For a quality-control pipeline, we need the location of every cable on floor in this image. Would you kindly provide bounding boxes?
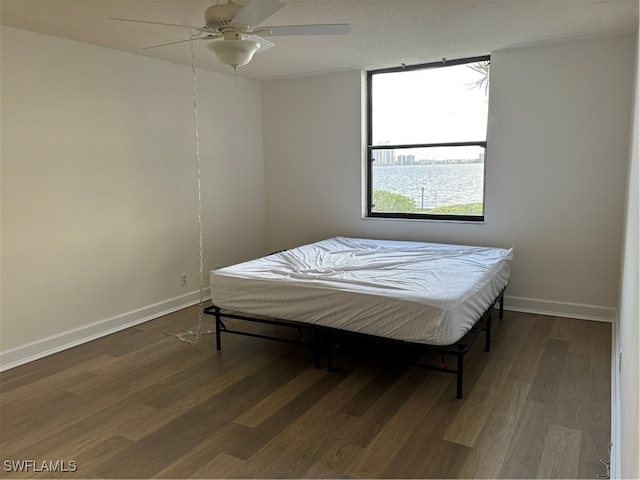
[597,442,612,479]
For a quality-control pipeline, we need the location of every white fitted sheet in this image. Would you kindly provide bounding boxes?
[210,237,513,346]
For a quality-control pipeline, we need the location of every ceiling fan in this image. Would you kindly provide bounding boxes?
[112,0,351,71]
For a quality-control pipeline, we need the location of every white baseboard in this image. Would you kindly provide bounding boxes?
[610,318,620,479]
[503,295,616,323]
[0,290,211,372]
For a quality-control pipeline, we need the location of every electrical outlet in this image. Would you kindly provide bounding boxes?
[180,273,188,286]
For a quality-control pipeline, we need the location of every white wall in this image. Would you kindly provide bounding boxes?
[262,70,363,246]
[261,33,635,320]
[615,27,639,480]
[0,26,266,364]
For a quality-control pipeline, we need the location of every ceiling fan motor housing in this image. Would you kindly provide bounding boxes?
[204,2,244,30]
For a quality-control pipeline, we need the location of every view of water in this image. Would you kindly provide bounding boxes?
[372,163,484,210]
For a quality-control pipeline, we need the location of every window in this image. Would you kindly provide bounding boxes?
[366,55,490,221]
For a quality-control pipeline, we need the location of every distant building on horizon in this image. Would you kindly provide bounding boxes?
[372,141,395,165]
[397,154,415,165]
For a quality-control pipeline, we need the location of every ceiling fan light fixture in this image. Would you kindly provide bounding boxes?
[207,39,260,70]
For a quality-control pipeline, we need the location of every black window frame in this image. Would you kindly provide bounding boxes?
[366,55,490,222]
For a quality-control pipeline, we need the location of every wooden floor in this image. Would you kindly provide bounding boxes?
[0,307,611,479]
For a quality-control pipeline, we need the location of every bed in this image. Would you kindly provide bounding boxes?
[205,236,513,398]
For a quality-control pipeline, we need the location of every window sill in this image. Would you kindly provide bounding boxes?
[361,214,486,225]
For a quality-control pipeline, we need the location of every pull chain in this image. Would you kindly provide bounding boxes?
[164,37,213,345]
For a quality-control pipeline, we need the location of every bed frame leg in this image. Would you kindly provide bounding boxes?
[499,292,505,319]
[214,306,222,351]
[456,354,464,399]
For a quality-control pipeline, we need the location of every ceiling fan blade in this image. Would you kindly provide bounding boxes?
[110,17,212,34]
[142,35,219,50]
[231,0,284,27]
[259,24,351,37]
[248,35,275,54]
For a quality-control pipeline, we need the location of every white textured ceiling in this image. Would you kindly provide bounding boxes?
[1,0,638,80]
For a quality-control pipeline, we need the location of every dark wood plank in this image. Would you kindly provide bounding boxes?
[443,359,513,447]
[345,369,448,478]
[537,423,583,478]
[527,338,570,403]
[338,366,406,418]
[381,379,464,478]
[458,378,530,478]
[554,351,591,429]
[221,368,352,463]
[341,367,421,449]
[92,375,267,478]
[506,314,555,383]
[498,400,556,478]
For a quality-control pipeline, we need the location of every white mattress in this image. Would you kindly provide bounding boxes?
[210,237,513,346]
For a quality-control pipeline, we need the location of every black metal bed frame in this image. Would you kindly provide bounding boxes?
[203,288,505,399]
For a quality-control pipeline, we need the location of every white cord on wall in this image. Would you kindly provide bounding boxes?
[164,36,214,345]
